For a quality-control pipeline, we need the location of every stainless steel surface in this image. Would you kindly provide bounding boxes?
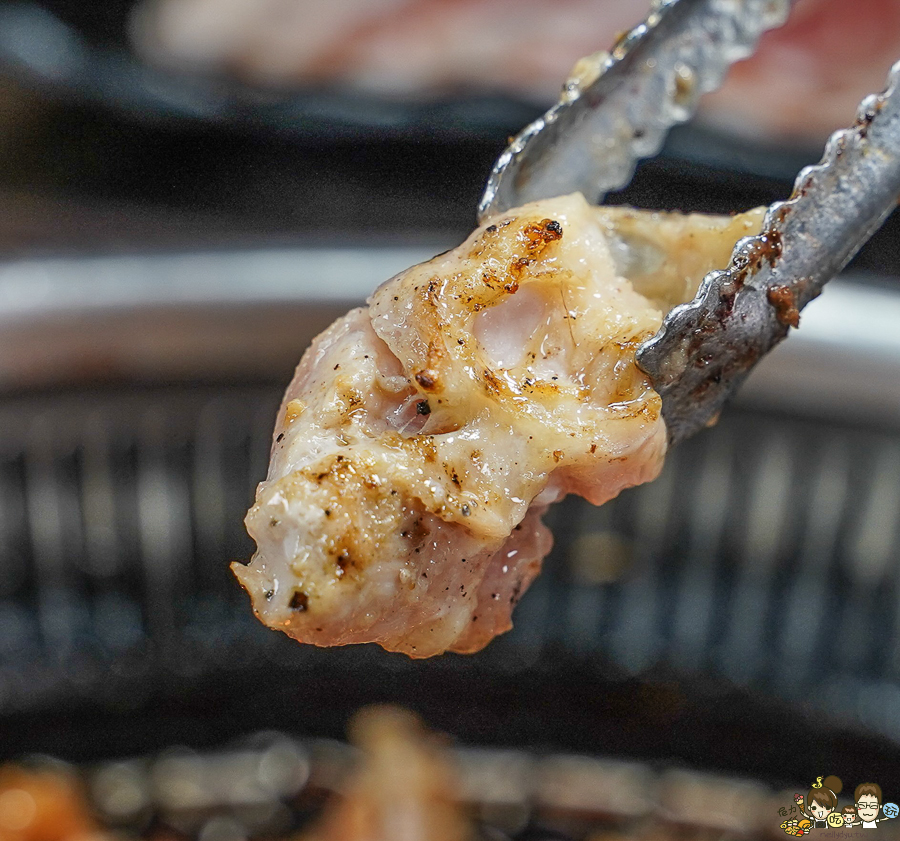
[637,59,900,444]
[0,245,446,389]
[478,0,790,220]
[0,246,896,422]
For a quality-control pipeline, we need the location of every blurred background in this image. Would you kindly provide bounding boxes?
[1,0,900,838]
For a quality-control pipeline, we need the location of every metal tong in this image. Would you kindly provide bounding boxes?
[479,0,900,445]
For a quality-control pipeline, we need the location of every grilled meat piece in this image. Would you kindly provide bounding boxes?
[235,193,763,656]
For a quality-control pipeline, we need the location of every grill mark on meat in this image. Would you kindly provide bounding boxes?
[415,369,440,390]
[289,591,309,611]
[235,195,765,656]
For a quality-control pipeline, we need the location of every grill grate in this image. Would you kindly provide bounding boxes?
[1,385,899,737]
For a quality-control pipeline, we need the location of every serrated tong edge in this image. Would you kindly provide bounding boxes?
[478,0,792,221]
[636,60,900,445]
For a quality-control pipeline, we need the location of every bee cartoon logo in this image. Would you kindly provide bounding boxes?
[779,777,900,834]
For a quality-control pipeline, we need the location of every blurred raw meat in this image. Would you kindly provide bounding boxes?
[132,0,900,144]
[130,0,650,98]
[702,0,900,143]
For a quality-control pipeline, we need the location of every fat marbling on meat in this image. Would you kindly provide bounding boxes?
[234,193,763,657]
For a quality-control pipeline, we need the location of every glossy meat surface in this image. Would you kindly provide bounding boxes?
[235,194,763,656]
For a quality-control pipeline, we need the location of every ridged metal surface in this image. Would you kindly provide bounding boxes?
[0,387,278,713]
[1,384,900,737]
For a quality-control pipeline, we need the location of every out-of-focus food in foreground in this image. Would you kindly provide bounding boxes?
[0,709,470,841]
[131,0,900,144]
[0,765,106,841]
[305,707,471,841]
[0,709,857,839]
[234,193,763,656]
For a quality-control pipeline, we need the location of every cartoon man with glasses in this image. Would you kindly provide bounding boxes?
[782,780,899,833]
[855,783,900,828]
